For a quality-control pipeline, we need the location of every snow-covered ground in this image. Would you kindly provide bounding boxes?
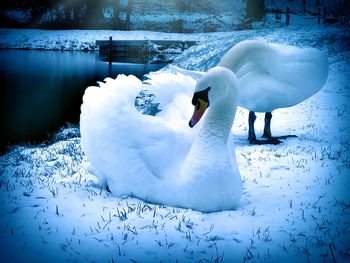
[1,21,350,262]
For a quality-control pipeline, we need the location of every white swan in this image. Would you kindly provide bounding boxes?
[218,40,329,144]
[80,67,242,212]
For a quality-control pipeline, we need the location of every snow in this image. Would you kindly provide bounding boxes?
[1,20,350,262]
[129,1,246,33]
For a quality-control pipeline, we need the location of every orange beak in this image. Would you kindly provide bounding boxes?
[189,98,208,128]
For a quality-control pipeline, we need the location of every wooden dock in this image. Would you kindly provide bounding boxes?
[96,37,197,64]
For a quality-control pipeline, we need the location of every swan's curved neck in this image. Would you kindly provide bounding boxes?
[179,91,237,184]
[199,94,237,143]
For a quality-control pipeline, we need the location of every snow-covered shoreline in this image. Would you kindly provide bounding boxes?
[1,23,350,262]
[0,14,346,53]
[0,28,205,51]
[2,23,347,73]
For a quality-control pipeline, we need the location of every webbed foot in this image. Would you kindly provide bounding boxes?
[272,135,298,140]
[249,137,282,145]
[256,134,297,145]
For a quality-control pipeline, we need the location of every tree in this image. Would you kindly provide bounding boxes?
[173,0,188,11]
[125,0,133,30]
[302,0,307,12]
[246,0,265,21]
[112,0,122,29]
[83,0,105,28]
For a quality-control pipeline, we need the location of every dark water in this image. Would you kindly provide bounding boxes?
[0,50,164,152]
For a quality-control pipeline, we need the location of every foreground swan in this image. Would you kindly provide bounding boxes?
[80,67,242,212]
[219,40,329,144]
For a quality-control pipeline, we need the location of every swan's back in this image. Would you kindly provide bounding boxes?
[218,40,329,112]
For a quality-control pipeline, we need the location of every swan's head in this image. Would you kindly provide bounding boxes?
[189,66,238,127]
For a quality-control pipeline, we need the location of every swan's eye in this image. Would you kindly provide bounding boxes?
[195,102,200,111]
[192,97,198,107]
[191,87,211,107]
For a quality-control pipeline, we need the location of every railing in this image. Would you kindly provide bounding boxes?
[96,37,197,64]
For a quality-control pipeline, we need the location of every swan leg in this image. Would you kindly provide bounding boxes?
[262,112,272,138]
[262,112,298,142]
[248,111,257,143]
[248,111,281,145]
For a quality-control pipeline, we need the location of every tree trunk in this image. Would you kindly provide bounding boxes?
[113,0,121,29]
[125,0,133,30]
[302,0,307,12]
[246,0,265,21]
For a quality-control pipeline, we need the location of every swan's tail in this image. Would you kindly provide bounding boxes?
[80,75,145,189]
[80,74,142,159]
[79,72,192,197]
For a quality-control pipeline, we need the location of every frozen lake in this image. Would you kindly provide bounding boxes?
[0,50,164,152]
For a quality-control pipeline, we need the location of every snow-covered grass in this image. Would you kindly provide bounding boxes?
[1,22,350,262]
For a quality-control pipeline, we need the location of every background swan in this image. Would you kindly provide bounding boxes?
[218,40,329,144]
[80,67,242,212]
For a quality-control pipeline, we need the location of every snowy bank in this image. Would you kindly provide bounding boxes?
[0,14,347,53]
[0,28,201,51]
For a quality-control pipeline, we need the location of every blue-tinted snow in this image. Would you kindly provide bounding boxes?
[0,18,349,263]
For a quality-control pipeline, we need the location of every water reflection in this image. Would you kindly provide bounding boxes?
[0,50,165,152]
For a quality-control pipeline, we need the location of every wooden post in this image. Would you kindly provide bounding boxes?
[275,9,281,24]
[340,0,348,25]
[317,6,327,25]
[109,36,113,64]
[286,7,290,26]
